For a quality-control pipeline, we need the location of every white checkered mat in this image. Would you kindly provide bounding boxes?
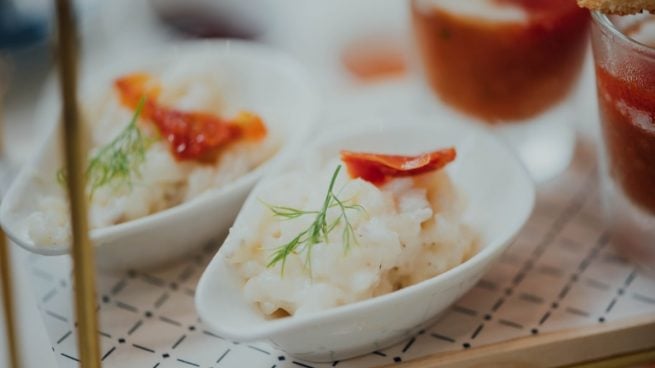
[24,144,655,368]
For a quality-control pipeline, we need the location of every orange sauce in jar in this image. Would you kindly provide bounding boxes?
[412,0,589,123]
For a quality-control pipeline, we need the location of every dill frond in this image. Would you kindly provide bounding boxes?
[264,165,366,275]
[57,97,153,199]
[86,97,151,198]
[259,200,319,220]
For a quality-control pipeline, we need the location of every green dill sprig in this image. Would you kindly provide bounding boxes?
[264,165,366,275]
[57,97,153,199]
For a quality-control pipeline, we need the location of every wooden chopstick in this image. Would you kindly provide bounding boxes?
[0,40,20,368]
[0,231,20,368]
[54,0,101,367]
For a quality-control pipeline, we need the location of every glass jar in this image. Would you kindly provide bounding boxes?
[591,11,655,271]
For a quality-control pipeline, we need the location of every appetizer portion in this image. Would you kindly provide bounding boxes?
[27,67,278,246]
[228,148,477,317]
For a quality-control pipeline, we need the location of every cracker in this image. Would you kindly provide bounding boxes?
[577,0,655,15]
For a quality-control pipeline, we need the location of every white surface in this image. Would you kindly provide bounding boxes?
[1,41,320,270]
[196,122,535,361]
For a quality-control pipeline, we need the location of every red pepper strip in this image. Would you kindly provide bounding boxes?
[340,148,457,185]
[114,73,266,162]
[114,73,160,117]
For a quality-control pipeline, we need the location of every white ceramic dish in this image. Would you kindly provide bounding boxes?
[195,120,535,361]
[0,41,320,271]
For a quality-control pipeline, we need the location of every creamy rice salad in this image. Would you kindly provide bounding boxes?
[26,63,278,247]
[228,157,477,317]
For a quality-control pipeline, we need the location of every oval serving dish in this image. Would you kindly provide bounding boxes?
[195,120,535,361]
[0,40,320,270]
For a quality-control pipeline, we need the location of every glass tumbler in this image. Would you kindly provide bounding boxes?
[591,11,655,272]
[411,0,589,182]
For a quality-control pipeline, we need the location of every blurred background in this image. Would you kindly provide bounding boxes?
[0,0,600,166]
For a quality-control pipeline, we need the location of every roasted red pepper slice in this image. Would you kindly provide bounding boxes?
[340,148,456,185]
[115,73,266,162]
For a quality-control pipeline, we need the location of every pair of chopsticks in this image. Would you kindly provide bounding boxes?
[0,0,101,367]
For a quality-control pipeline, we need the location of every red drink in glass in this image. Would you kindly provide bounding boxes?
[592,12,655,271]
